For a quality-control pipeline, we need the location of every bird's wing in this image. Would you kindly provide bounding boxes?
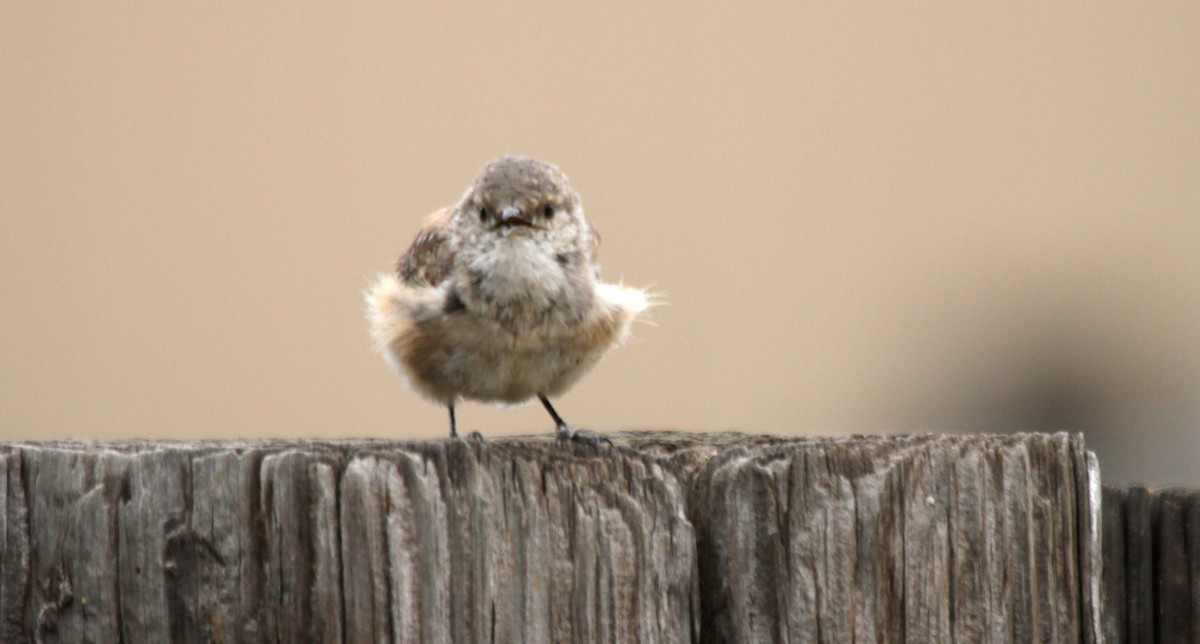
[396,207,455,287]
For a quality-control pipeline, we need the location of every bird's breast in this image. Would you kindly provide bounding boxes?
[461,240,593,332]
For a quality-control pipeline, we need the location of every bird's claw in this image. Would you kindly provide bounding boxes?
[556,426,612,448]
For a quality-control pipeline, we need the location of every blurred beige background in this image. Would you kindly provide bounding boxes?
[2,4,1197,483]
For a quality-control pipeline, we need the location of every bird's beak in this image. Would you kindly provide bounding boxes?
[498,206,535,228]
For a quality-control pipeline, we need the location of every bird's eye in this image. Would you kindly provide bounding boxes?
[479,207,490,222]
[543,204,555,219]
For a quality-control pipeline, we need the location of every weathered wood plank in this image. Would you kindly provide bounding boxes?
[1102,485,1200,643]
[1101,486,1129,643]
[259,448,344,642]
[688,433,1101,644]
[335,441,697,643]
[0,433,1111,642]
[0,438,698,643]
[188,448,268,642]
[26,447,131,642]
[1153,488,1200,641]
[1076,447,1104,644]
[0,450,31,642]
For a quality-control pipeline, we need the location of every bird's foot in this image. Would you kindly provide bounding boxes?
[555,426,612,448]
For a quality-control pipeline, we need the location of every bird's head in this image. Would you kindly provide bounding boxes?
[453,156,591,254]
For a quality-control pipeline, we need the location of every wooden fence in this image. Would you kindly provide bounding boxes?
[0,432,1192,642]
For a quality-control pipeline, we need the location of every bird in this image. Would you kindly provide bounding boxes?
[366,155,651,442]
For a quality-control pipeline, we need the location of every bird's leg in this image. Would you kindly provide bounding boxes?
[538,395,610,447]
[448,403,484,441]
[538,394,570,437]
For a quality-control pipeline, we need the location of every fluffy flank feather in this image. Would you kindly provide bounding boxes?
[364,273,442,373]
[594,282,657,343]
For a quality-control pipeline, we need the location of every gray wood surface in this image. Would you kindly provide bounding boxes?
[1102,485,1200,643]
[0,433,1105,642]
[685,433,1102,643]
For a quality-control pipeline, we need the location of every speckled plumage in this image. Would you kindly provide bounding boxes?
[366,156,649,438]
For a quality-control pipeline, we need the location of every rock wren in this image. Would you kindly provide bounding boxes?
[366,156,650,442]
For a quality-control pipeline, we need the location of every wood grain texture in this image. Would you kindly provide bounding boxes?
[0,433,1107,643]
[0,439,696,643]
[1102,485,1200,643]
[688,433,1102,644]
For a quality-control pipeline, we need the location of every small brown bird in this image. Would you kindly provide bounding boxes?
[366,156,650,442]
